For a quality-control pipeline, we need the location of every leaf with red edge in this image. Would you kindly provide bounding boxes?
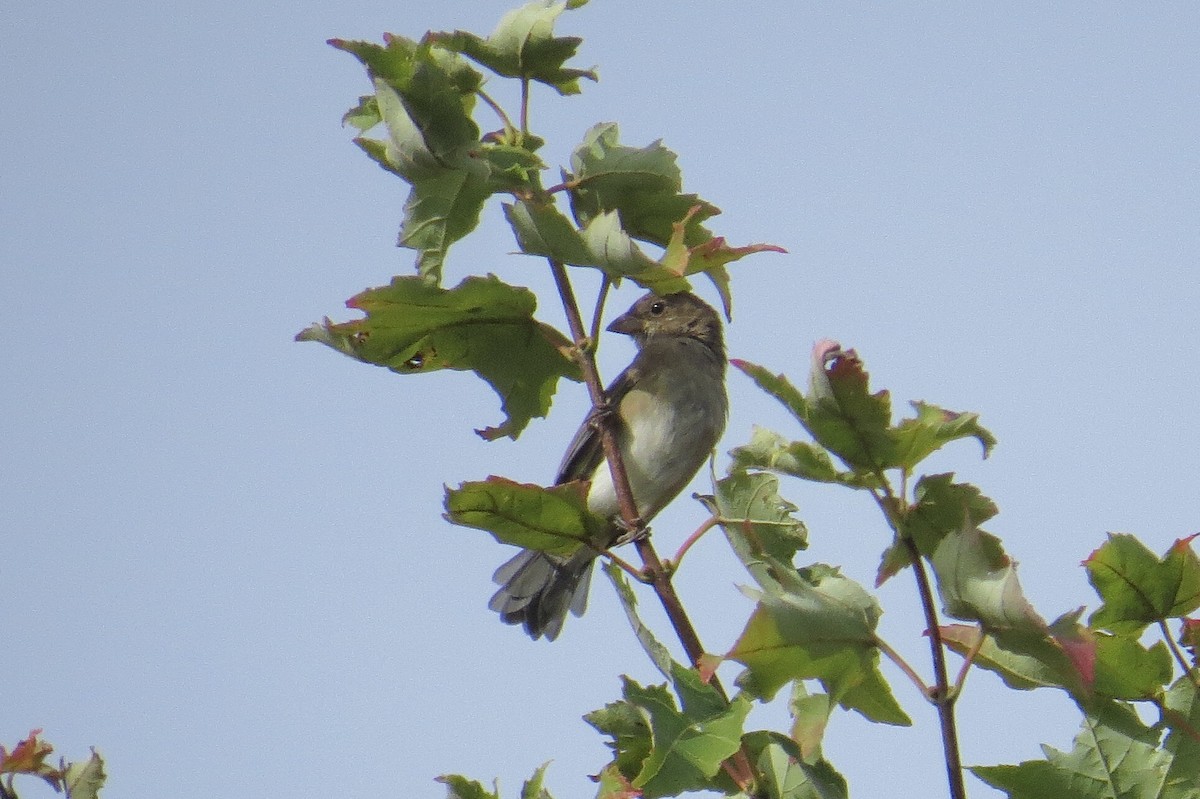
[804,342,895,471]
[0,729,62,791]
[1086,533,1200,634]
[1181,617,1200,662]
[943,608,1142,702]
[934,526,1100,698]
[593,763,641,799]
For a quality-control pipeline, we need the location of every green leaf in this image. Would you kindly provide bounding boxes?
[592,763,640,799]
[296,274,580,440]
[432,1,598,95]
[622,674,752,798]
[727,561,910,725]
[521,763,554,799]
[333,37,527,283]
[945,619,1099,695]
[740,731,848,799]
[876,474,999,585]
[361,77,536,283]
[585,699,653,782]
[561,124,785,315]
[504,200,657,276]
[1091,634,1173,700]
[931,521,1041,633]
[971,702,1171,799]
[788,683,833,762]
[342,94,381,132]
[444,477,602,555]
[566,123,717,248]
[941,624,1068,692]
[1163,677,1200,795]
[803,342,895,472]
[437,774,500,799]
[399,161,494,283]
[941,610,1097,700]
[906,474,999,555]
[729,426,873,489]
[62,751,105,799]
[641,214,786,319]
[602,560,675,680]
[705,471,808,583]
[331,36,481,163]
[932,526,1104,698]
[477,144,548,193]
[738,346,990,476]
[952,618,1177,701]
[1086,533,1200,633]
[892,401,996,467]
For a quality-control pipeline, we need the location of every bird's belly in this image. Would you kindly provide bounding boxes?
[585,390,722,523]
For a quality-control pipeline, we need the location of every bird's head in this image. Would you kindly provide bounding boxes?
[607,291,724,355]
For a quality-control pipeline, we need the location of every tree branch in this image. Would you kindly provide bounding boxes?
[872,482,966,799]
[547,259,755,792]
[547,260,712,667]
[904,536,967,799]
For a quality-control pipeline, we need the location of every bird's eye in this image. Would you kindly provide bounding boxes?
[649,301,666,315]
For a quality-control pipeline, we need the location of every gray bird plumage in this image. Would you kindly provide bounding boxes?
[489,291,728,640]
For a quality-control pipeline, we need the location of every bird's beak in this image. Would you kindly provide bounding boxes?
[607,310,641,336]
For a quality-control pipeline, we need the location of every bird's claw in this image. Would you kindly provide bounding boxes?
[587,399,617,430]
[614,516,649,546]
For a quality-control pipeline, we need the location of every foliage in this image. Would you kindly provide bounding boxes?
[298,2,1200,798]
[0,731,105,799]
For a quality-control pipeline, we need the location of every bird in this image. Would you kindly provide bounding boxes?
[489,290,728,640]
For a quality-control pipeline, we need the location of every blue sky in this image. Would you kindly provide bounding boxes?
[4,1,1199,797]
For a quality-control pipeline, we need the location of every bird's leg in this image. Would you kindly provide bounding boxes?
[585,396,616,428]
[613,516,649,546]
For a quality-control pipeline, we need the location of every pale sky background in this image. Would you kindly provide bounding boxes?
[4,1,1199,798]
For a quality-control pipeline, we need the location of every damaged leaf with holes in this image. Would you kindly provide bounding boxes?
[296,274,580,440]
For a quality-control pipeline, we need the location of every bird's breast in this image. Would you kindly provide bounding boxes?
[585,351,727,523]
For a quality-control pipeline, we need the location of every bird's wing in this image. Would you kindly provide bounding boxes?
[554,359,641,485]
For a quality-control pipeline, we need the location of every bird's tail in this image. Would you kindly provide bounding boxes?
[489,548,596,640]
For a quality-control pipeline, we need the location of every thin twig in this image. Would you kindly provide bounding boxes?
[951,626,986,697]
[670,516,720,571]
[603,549,648,581]
[875,634,931,697]
[1160,619,1200,688]
[476,89,515,135]
[543,177,582,194]
[588,277,612,347]
[519,78,530,135]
